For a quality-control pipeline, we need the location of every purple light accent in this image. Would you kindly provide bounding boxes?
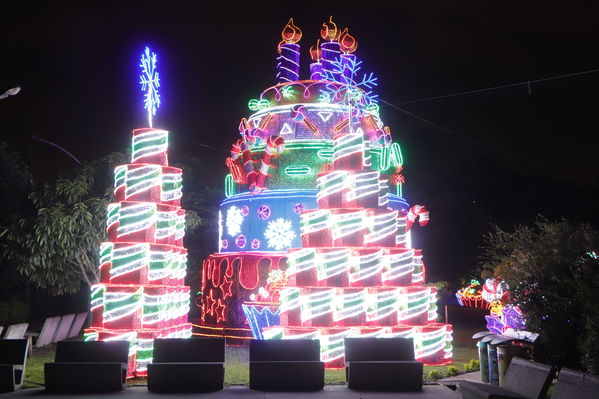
[221,239,228,249]
[235,235,247,248]
[485,315,504,335]
[251,239,261,250]
[320,41,341,81]
[241,206,250,216]
[294,203,304,214]
[503,305,526,330]
[310,62,324,80]
[455,293,464,306]
[276,43,300,83]
[340,53,356,81]
[257,205,271,220]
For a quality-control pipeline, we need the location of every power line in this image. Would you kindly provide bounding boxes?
[169,132,228,152]
[31,135,81,165]
[386,67,599,105]
[378,99,547,169]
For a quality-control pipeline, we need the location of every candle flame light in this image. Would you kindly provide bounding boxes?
[320,16,339,42]
[339,28,358,53]
[278,18,302,54]
[310,39,322,61]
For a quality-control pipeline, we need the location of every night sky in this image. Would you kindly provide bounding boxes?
[2,2,598,284]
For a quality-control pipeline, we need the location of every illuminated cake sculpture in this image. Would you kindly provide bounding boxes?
[85,47,191,377]
[197,18,453,367]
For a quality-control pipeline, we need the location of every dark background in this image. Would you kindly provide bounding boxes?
[2,1,598,286]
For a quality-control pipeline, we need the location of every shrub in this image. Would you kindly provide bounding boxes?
[428,369,444,380]
[446,366,460,377]
[479,218,599,372]
[465,359,480,372]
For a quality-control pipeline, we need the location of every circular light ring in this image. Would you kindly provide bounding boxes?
[257,205,271,220]
[235,235,247,248]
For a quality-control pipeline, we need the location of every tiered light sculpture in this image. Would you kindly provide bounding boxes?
[196,18,453,368]
[85,47,191,377]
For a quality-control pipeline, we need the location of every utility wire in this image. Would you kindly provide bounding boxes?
[161,68,599,162]
[169,131,228,152]
[31,135,81,165]
[379,99,547,169]
[387,67,599,105]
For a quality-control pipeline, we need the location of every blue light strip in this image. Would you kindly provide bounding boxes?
[221,189,318,206]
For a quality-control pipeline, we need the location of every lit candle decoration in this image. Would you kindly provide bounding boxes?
[339,28,358,82]
[139,46,161,128]
[276,18,302,83]
[320,16,341,81]
[310,40,324,81]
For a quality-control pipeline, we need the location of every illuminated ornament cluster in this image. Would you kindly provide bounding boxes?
[85,47,191,378]
[456,277,533,337]
[196,18,452,367]
[455,279,489,309]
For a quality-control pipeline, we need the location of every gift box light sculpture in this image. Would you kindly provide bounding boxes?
[196,18,453,367]
[456,277,532,337]
[85,47,191,377]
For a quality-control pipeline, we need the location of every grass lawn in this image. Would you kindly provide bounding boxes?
[23,326,481,388]
[22,345,54,389]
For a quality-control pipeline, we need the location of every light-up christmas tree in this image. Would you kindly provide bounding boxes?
[85,47,191,377]
[197,18,452,368]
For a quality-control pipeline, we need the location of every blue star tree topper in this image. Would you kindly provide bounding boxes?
[139,46,161,127]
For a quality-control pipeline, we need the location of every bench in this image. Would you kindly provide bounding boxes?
[249,339,324,391]
[44,340,129,392]
[344,337,423,391]
[3,324,28,339]
[459,357,556,399]
[551,367,599,398]
[67,312,88,338]
[52,314,76,343]
[0,339,29,393]
[33,316,61,347]
[147,338,225,392]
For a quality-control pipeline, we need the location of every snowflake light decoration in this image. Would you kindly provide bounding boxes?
[264,218,296,250]
[226,206,245,237]
[139,46,161,128]
[321,56,378,122]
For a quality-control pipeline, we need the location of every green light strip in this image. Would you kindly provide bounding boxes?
[224,174,235,197]
[249,139,333,152]
[285,165,312,176]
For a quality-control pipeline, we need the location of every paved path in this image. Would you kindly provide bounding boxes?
[4,384,461,398]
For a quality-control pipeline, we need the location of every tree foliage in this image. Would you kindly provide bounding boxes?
[0,150,210,297]
[0,142,33,296]
[479,217,599,373]
[1,161,114,294]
